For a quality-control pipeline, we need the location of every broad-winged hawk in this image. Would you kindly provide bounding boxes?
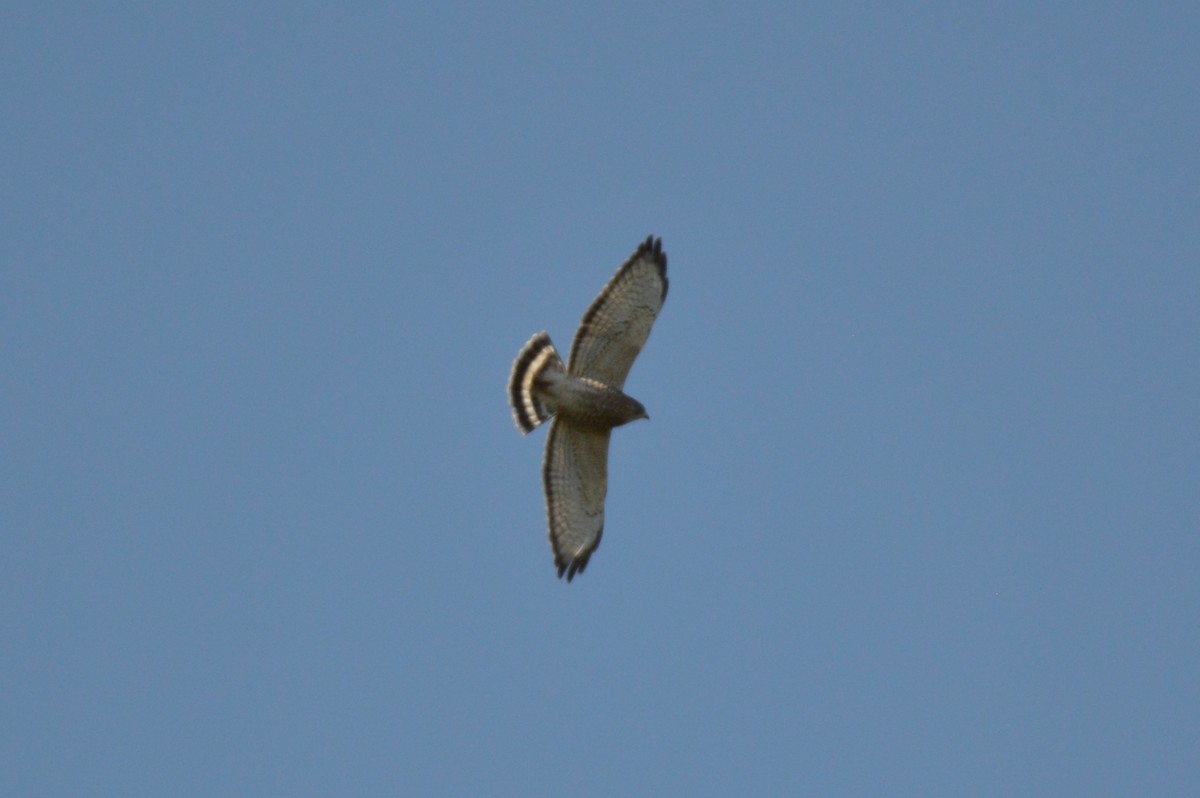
[508,236,669,581]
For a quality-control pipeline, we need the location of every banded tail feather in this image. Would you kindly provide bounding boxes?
[508,331,564,433]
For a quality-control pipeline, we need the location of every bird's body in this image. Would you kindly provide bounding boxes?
[513,337,647,430]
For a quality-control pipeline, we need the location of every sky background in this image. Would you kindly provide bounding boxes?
[3,3,1198,796]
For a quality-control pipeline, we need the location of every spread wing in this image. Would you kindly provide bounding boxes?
[543,418,611,581]
[567,236,668,389]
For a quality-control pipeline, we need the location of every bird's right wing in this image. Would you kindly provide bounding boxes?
[567,236,668,390]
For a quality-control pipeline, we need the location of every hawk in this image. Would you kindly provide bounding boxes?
[508,236,669,581]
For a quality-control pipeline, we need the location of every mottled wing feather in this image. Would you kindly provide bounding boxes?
[543,418,611,581]
[567,236,668,389]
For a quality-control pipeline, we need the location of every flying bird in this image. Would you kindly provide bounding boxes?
[508,236,669,581]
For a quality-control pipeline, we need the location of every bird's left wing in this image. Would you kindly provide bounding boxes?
[543,418,611,581]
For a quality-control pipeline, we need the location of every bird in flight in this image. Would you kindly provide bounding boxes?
[508,236,669,581]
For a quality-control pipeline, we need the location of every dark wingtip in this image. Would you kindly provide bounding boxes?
[555,554,590,583]
[638,235,662,259]
[639,235,668,301]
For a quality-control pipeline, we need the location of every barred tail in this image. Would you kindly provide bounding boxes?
[508,332,564,433]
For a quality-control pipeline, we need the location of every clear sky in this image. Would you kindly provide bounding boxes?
[3,3,1197,796]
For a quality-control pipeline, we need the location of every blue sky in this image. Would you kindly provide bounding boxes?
[3,3,1197,795]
